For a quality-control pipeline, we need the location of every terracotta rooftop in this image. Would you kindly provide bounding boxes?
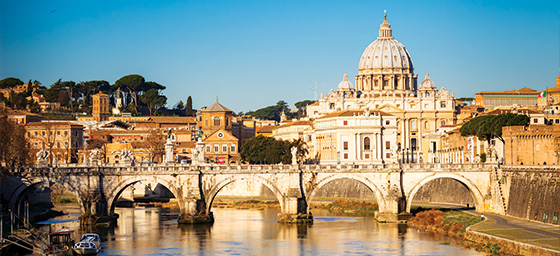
[203,100,232,112]
[26,122,83,127]
[148,116,197,124]
[476,87,538,95]
[278,120,313,128]
[256,125,278,133]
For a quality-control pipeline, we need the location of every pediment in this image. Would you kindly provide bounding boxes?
[204,128,238,142]
[376,104,404,113]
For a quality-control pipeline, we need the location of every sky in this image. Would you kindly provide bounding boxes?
[1,0,559,113]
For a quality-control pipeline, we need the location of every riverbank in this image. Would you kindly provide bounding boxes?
[407,208,558,256]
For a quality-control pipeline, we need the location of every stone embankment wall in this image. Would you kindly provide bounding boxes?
[465,226,559,256]
[504,168,560,224]
[412,178,475,206]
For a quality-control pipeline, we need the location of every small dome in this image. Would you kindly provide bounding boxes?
[419,71,436,89]
[337,73,353,90]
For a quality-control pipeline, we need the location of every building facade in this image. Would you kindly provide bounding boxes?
[92,92,110,122]
[312,110,397,164]
[26,122,84,163]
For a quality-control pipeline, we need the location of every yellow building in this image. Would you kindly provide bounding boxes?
[474,87,539,110]
[503,125,560,166]
[203,128,239,163]
[25,121,84,163]
[198,99,233,137]
[92,91,109,122]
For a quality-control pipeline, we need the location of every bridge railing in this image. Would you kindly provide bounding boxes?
[21,162,499,175]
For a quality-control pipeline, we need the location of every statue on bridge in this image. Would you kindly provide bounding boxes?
[36,149,50,165]
[121,148,133,164]
[291,147,297,165]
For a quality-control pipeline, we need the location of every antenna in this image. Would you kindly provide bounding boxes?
[312,80,318,101]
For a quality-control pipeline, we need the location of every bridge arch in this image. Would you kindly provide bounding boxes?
[8,177,87,216]
[205,175,284,214]
[307,174,387,213]
[106,176,181,216]
[406,173,485,213]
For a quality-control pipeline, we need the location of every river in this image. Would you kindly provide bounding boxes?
[35,205,483,255]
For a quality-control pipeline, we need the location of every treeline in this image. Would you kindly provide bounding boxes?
[240,100,316,121]
[0,75,194,116]
[240,135,307,164]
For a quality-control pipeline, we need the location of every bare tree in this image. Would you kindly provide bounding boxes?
[0,107,30,175]
[146,129,165,163]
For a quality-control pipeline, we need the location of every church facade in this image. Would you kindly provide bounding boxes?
[307,14,457,162]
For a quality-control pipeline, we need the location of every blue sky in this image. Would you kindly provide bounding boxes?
[1,0,558,113]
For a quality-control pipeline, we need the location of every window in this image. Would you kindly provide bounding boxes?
[343,120,348,126]
[385,120,390,125]
[214,117,220,126]
[343,153,348,159]
[206,145,211,152]
[553,212,558,225]
[425,92,430,97]
[365,154,369,159]
[64,142,68,148]
[386,141,390,150]
[440,101,446,108]
[64,131,68,137]
[34,142,38,149]
[411,121,417,130]
[386,153,391,159]
[364,137,370,150]
[34,131,38,136]
[223,144,227,152]
[343,141,348,150]
[231,144,236,152]
[543,213,548,223]
[329,103,335,109]
[57,142,60,148]
[441,120,446,126]
[214,144,219,152]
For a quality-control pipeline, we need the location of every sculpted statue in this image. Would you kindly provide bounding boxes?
[121,149,132,161]
[36,149,50,162]
[89,149,100,163]
[291,147,297,164]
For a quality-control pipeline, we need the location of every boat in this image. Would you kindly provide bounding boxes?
[73,233,102,255]
[45,228,75,256]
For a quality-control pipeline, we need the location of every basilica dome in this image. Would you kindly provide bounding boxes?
[358,14,414,72]
[337,73,354,90]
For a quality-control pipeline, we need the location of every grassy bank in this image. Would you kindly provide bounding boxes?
[314,200,378,215]
[408,209,518,255]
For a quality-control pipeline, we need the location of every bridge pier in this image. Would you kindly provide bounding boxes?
[277,197,312,224]
[178,199,214,224]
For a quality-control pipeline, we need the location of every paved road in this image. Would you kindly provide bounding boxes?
[412,202,560,251]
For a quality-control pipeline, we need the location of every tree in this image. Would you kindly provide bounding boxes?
[294,100,316,118]
[0,108,30,175]
[146,129,166,162]
[240,135,292,164]
[114,74,146,108]
[185,96,193,116]
[140,88,167,116]
[250,100,295,121]
[0,77,24,88]
[460,113,529,143]
[176,100,184,110]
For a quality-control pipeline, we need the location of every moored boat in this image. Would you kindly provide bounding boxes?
[73,233,101,255]
[46,228,75,256]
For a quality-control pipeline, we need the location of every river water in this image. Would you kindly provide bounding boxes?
[36,205,483,255]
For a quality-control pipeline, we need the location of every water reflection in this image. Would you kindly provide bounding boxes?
[35,206,482,255]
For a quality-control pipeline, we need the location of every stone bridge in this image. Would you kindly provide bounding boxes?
[5,163,503,224]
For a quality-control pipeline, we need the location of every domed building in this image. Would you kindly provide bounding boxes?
[306,13,457,163]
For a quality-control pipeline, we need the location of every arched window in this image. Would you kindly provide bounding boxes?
[214,117,220,126]
[411,120,417,130]
[364,137,370,150]
[441,120,446,126]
